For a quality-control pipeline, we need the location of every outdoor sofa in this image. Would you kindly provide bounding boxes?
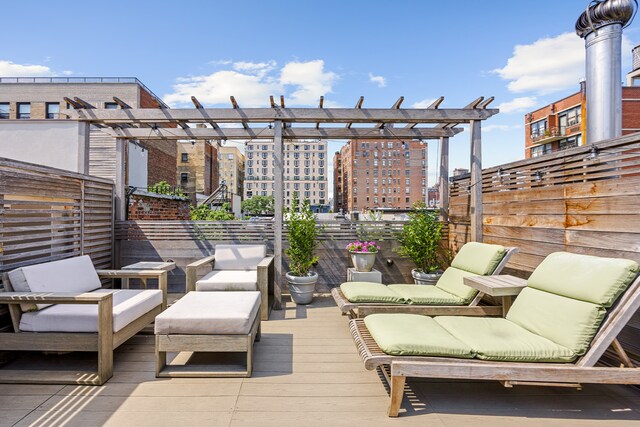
[0,255,167,385]
[349,251,640,416]
[332,242,518,318]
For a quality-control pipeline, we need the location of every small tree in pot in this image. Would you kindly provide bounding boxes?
[285,195,320,304]
[396,201,444,285]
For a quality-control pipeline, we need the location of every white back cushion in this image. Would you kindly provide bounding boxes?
[213,245,266,271]
[8,256,102,311]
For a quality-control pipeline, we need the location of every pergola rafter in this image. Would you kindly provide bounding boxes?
[62,95,498,309]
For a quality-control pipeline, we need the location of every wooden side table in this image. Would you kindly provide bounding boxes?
[463,275,527,317]
[121,261,176,289]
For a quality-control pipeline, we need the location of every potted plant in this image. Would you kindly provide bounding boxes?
[284,195,320,304]
[395,201,444,285]
[346,241,380,272]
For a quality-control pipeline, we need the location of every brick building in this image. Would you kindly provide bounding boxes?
[334,139,427,212]
[0,77,177,186]
[218,146,245,199]
[244,140,329,211]
[525,46,640,158]
[177,140,218,202]
[333,151,344,212]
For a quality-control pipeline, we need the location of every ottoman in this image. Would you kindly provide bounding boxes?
[154,291,261,377]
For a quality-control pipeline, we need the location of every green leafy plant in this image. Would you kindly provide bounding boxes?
[241,195,274,215]
[148,181,186,198]
[190,203,235,221]
[395,201,443,273]
[285,195,319,277]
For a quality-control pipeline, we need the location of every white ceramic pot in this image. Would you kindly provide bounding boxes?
[350,251,376,272]
[286,271,318,305]
[411,269,442,285]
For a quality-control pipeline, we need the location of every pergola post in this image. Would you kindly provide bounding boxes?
[273,120,284,309]
[438,137,449,222]
[470,120,483,242]
[115,138,127,222]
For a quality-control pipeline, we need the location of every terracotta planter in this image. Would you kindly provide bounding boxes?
[350,251,376,272]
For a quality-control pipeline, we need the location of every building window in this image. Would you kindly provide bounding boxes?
[559,135,581,151]
[104,102,119,109]
[0,103,9,119]
[17,103,30,119]
[530,143,553,158]
[180,173,188,183]
[530,119,547,138]
[181,153,188,162]
[46,103,60,119]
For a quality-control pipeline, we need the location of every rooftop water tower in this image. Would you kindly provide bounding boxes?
[576,0,637,143]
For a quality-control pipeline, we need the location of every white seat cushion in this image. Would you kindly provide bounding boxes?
[8,255,102,312]
[155,291,260,335]
[195,270,258,291]
[213,245,266,270]
[19,289,162,333]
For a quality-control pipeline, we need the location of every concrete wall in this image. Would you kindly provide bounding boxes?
[0,120,88,173]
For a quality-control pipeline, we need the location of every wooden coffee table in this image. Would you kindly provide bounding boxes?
[121,261,175,289]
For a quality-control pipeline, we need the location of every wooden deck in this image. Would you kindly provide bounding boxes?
[1,296,640,426]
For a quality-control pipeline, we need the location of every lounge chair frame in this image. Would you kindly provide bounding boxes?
[186,253,274,321]
[333,247,519,318]
[0,269,167,385]
[349,274,640,417]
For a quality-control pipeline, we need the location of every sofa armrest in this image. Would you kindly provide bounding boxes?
[185,255,216,293]
[257,256,274,269]
[96,270,167,310]
[256,256,274,321]
[0,292,111,305]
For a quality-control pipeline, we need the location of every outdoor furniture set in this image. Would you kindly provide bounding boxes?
[1,241,639,420]
[0,244,273,384]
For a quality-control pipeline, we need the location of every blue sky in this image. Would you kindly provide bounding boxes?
[2,0,639,191]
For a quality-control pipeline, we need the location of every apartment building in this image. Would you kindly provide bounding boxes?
[177,140,218,202]
[218,146,245,198]
[334,139,427,212]
[244,140,329,211]
[0,77,177,186]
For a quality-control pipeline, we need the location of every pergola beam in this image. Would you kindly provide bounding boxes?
[406,96,444,129]
[315,96,324,129]
[346,96,364,128]
[230,96,249,130]
[61,107,498,123]
[190,96,220,129]
[377,96,404,129]
[103,126,462,140]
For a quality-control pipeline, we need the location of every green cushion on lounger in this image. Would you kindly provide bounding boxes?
[340,282,406,304]
[450,242,507,275]
[506,287,606,355]
[434,267,479,303]
[364,314,474,357]
[435,316,577,362]
[527,252,639,307]
[389,284,465,305]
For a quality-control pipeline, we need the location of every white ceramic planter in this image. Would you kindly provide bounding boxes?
[350,252,376,272]
[286,271,318,304]
[411,269,443,285]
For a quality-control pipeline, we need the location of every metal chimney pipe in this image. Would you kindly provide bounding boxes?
[576,0,637,143]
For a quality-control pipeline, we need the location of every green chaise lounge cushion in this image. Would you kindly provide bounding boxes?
[433,267,481,303]
[364,313,474,357]
[526,252,638,307]
[389,284,465,305]
[435,316,577,362]
[506,252,638,356]
[450,242,507,275]
[340,282,406,304]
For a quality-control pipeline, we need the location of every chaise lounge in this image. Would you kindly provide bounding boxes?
[0,255,167,385]
[349,251,640,416]
[332,242,518,318]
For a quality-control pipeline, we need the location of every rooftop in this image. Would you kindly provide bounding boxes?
[1,296,638,426]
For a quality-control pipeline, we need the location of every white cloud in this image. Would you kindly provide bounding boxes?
[493,32,584,95]
[412,98,437,108]
[164,59,338,107]
[0,60,56,76]
[483,124,522,133]
[368,72,386,88]
[280,60,338,105]
[497,96,539,114]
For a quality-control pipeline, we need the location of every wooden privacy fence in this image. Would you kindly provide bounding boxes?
[115,220,449,293]
[448,132,640,363]
[0,158,114,276]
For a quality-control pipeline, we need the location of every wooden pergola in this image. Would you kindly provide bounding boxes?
[62,95,498,307]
